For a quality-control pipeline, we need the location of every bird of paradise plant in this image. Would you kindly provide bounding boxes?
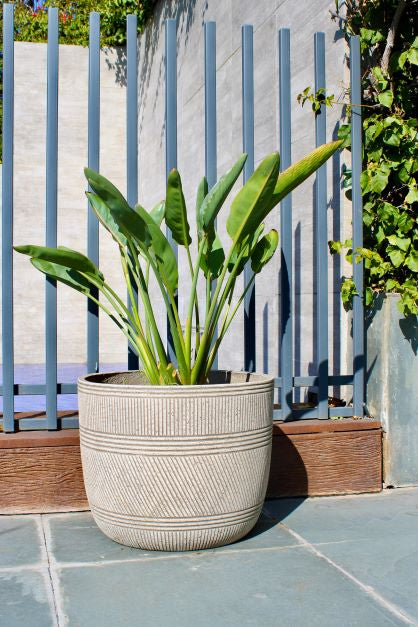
[15,140,341,384]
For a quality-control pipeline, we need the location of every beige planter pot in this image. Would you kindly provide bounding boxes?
[78,371,274,551]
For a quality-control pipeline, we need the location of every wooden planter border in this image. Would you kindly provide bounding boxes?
[0,414,382,514]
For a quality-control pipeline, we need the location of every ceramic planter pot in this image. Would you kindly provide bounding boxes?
[78,370,274,551]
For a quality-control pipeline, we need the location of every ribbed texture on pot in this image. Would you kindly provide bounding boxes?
[78,371,274,551]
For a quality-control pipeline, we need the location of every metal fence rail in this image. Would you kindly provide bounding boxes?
[1,6,364,431]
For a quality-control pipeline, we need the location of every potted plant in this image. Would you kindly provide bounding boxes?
[16,140,341,551]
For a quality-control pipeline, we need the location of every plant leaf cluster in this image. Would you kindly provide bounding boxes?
[299,0,417,316]
[6,0,157,47]
[15,141,341,384]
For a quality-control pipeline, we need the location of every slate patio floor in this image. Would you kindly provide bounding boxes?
[1,487,417,626]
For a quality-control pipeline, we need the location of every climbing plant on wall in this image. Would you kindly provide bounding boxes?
[299,0,417,316]
[10,0,157,46]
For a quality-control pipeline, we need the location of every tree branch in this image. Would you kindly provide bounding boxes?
[381,0,407,74]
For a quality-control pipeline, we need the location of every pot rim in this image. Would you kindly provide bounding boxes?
[78,369,274,395]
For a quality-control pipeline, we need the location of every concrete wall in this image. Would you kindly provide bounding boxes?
[7,42,128,366]
[366,295,418,487]
[1,0,353,395]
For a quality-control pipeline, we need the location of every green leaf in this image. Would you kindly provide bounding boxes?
[200,234,225,279]
[165,169,192,246]
[86,192,127,247]
[30,258,95,296]
[370,168,389,193]
[405,187,418,204]
[201,154,247,232]
[269,140,343,210]
[385,278,399,291]
[387,235,411,252]
[134,205,178,293]
[365,287,374,306]
[337,123,351,148]
[85,168,150,247]
[376,225,386,244]
[397,212,414,234]
[226,153,280,242]
[195,176,208,239]
[14,244,103,280]
[149,201,165,226]
[407,46,418,65]
[406,248,418,273]
[84,167,130,214]
[251,229,279,273]
[341,277,357,310]
[328,240,343,255]
[372,66,388,90]
[383,129,401,146]
[387,245,406,267]
[228,223,265,275]
[378,90,393,108]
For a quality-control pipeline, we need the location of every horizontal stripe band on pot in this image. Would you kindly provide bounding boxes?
[80,425,272,456]
[78,383,274,398]
[91,503,262,530]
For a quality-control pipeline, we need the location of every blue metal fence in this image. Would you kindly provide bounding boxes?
[1,6,364,432]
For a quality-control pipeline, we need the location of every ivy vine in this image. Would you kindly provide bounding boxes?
[299,0,417,316]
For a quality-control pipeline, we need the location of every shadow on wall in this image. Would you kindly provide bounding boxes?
[399,316,417,354]
[137,0,206,144]
[103,0,203,92]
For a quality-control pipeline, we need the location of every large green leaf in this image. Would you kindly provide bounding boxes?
[200,154,247,232]
[149,200,165,226]
[200,234,225,279]
[251,229,279,273]
[165,169,191,246]
[228,223,265,275]
[269,140,342,209]
[226,153,280,242]
[109,203,150,247]
[14,244,103,280]
[86,191,127,247]
[30,258,95,295]
[85,167,150,247]
[84,167,131,213]
[135,204,178,293]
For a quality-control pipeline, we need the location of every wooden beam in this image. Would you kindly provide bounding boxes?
[0,418,382,513]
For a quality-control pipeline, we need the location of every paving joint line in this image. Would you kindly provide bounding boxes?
[44,538,357,570]
[0,538,354,573]
[40,515,67,627]
[32,515,59,627]
[281,523,418,627]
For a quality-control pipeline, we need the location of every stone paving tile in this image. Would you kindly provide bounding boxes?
[56,546,401,627]
[0,515,44,567]
[0,569,55,627]
[265,489,418,623]
[45,509,298,565]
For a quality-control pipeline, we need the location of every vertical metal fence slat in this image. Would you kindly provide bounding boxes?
[45,8,59,429]
[242,25,256,372]
[350,36,364,417]
[165,19,178,363]
[204,21,218,369]
[314,32,329,419]
[127,14,139,370]
[278,28,293,421]
[1,4,15,432]
[87,11,100,375]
